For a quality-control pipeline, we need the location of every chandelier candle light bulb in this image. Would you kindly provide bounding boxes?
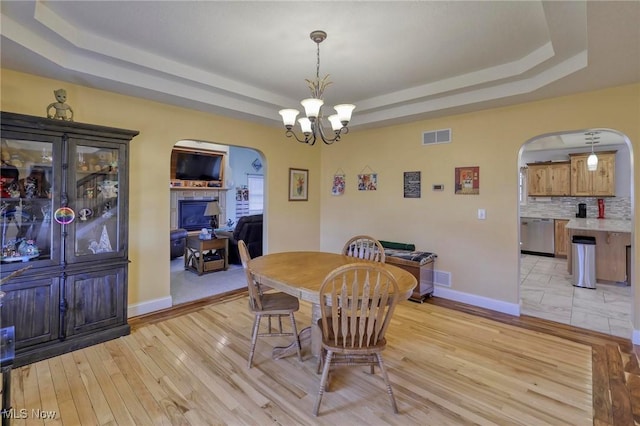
[279,109,300,129]
[301,98,323,118]
[298,117,313,134]
[278,30,355,145]
[328,115,342,131]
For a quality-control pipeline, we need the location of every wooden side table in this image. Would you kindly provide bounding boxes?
[184,235,228,275]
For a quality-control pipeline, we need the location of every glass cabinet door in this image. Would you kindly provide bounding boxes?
[1,139,56,266]
[70,142,124,260]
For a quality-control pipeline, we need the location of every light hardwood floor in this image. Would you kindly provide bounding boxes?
[4,292,639,425]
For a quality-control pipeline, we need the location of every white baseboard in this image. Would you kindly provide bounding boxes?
[128,296,173,318]
[433,287,521,316]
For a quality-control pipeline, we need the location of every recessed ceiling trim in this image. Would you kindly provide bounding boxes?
[354,51,587,127]
[32,1,293,107]
[357,42,556,111]
[2,15,281,120]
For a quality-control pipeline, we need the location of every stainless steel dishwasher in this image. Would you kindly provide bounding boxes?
[520,218,555,256]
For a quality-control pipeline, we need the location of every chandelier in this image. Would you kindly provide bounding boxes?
[585,131,600,171]
[279,31,355,145]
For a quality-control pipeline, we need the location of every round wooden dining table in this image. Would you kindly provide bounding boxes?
[249,251,417,358]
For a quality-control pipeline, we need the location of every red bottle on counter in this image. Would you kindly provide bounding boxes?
[597,198,605,219]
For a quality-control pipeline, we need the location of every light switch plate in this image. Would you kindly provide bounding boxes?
[478,208,486,220]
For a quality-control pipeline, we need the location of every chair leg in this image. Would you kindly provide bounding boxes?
[248,315,262,368]
[316,348,323,374]
[313,350,333,416]
[376,353,398,414]
[289,313,302,361]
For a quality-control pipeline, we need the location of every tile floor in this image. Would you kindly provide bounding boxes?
[520,253,632,338]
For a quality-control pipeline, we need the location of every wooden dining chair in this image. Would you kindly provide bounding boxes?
[238,240,302,368]
[342,235,386,263]
[313,263,400,416]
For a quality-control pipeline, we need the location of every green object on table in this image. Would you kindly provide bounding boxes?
[379,240,415,251]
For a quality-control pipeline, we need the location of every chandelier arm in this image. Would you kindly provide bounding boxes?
[316,119,341,144]
[285,129,314,145]
[308,128,317,145]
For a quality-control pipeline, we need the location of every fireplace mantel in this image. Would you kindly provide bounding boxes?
[170,187,230,191]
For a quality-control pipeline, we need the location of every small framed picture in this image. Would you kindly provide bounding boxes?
[455,166,480,195]
[357,173,377,191]
[289,168,309,201]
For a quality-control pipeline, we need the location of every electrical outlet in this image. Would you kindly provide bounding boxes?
[478,208,486,220]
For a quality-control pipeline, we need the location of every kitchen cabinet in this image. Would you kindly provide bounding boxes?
[554,219,569,258]
[0,111,138,367]
[527,162,570,196]
[569,151,616,196]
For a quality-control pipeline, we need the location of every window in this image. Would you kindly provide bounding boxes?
[247,174,264,214]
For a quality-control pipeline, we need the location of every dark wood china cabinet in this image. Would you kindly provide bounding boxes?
[0,112,138,367]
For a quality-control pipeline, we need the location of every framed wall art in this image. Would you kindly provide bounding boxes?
[357,166,378,191]
[332,173,345,196]
[289,168,308,201]
[455,166,480,195]
[403,171,421,198]
[357,173,377,191]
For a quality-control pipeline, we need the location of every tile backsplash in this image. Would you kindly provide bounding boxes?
[520,196,631,220]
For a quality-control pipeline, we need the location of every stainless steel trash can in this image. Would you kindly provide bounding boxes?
[572,236,596,288]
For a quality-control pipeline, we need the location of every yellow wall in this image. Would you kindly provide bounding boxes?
[320,84,639,311]
[1,69,321,310]
[2,69,639,330]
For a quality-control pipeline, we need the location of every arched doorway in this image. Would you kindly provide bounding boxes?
[518,129,635,338]
[168,140,265,305]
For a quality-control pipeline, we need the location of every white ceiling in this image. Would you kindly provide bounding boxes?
[1,0,639,146]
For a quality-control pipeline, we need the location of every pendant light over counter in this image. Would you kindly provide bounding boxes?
[585,131,600,171]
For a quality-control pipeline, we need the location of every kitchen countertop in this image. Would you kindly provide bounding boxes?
[521,216,573,221]
[566,218,632,233]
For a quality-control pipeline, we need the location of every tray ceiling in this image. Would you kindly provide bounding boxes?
[1,1,639,131]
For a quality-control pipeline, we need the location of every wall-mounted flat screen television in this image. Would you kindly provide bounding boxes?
[172,150,223,181]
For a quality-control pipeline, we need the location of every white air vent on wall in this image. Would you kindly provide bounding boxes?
[433,270,452,287]
[422,128,451,145]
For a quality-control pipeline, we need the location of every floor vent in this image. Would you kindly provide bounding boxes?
[422,128,451,145]
[433,270,452,287]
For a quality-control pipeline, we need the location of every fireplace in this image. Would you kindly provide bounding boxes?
[178,199,217,231]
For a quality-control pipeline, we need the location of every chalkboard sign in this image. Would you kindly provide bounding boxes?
[404,171,421,198]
